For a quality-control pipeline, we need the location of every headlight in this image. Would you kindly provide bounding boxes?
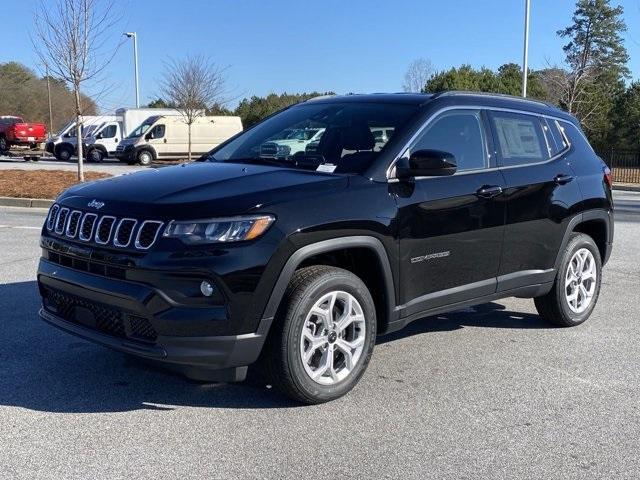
[163,215,275,244]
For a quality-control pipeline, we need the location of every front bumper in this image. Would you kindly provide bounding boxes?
[37,259,272,381]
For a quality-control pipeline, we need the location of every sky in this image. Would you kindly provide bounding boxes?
[3,0,640,114]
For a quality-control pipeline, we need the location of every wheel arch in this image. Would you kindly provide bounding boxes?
[555,210,613,270]
[261,236,398,335]
[136,145,157,160]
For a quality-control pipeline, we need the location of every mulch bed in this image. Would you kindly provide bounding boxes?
[0,170,112,199]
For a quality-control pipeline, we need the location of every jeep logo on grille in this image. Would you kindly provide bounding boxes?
[87,199,105,210]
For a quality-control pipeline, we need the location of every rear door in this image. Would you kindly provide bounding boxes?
[395,108,506,317]
[487,110,582,291]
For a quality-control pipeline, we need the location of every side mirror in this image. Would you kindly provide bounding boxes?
[145,132,152,141]
[396,149,457,179]
[95,132,103,139]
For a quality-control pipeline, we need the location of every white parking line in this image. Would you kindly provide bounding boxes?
[0,225,41,230]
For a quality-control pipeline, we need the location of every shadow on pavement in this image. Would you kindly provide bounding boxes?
[0,279,548,414]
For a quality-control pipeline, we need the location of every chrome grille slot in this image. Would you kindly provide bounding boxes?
[95,216,116,244]
[135,221,163,249]
[46,204,60,231]
[114,219,137,247]
[54,208,69,234]
[65,211,82,238]
[79,213,98,241]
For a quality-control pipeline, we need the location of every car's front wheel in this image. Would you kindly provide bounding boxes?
[535,233,602,327]
[137,150,153,166]
[262,266,376,404]
[87,148,104,163]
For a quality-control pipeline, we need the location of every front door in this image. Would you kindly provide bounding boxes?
[394,108,506,317]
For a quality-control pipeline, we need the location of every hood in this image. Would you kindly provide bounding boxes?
[58,162,348,218]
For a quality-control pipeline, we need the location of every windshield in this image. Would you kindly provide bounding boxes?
[210,102,419,174]
[127,118,156,139]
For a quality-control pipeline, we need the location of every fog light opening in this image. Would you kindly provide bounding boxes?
[200,281,214,297]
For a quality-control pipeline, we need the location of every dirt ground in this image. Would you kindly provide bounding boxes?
[0,170,111,199]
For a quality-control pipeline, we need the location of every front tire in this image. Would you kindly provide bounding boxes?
[137,150,153,166]
[262,266,376,404]
[55,145,73,161]
[87,148,104,163]
[535,233,602,327]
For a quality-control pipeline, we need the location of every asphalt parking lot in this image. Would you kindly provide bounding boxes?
[1,191,639,479]
[0,154,146,175]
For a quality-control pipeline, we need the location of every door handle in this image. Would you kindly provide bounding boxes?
[554,174,575,185]
[163,138,167,143]
[476,185,503,199]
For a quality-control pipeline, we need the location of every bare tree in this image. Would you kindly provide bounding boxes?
[159,56,228,161]
[33,0,121,181]
[402,58,434,93]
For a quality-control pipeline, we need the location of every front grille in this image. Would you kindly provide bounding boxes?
[55,208,69,234]
[260,143,279,157]
[65,211,82,238]
[46,204,60,231]
[114,219,136,247]
[45,204,163,251]
[135,221,163,249]
[43,287,158,343]
[79,213,97,241]
[47,250,126,280]
[128,315,158,342]
[43,287,126,339]
[95,216,116,244]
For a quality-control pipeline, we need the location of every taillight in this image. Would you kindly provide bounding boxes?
[603,165,613,188]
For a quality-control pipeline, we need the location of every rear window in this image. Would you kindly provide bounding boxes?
[542,118,569,156]
[490,111,548,166]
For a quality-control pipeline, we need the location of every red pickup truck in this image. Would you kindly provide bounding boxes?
[0,116,47,152]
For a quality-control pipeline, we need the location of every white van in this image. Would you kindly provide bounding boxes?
[84,108,184,162]
[45,115,116,161]
[115,115,243,165]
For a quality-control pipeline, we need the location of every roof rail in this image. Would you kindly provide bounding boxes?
[430,91,557,109]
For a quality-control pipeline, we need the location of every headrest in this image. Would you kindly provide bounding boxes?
[341,123,375,151]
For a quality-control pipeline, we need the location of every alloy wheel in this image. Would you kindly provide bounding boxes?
[299,291,366,385]
[565,247,597,314]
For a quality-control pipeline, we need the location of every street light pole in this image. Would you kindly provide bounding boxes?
[522,0,531,98]
[45,64,53,138]
[124,32,140,107]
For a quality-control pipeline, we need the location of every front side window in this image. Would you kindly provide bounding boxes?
[101,124,117,138]
[149,124,165,139]
[210,102,420,174]
[409,109,488,172]
[490,112,548,166]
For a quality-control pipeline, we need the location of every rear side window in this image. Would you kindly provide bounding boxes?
[410,109,488,171]
[542,118,569,156]
[489,111,548,166]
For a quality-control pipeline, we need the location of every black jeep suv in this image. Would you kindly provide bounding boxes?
[38,92,613,404]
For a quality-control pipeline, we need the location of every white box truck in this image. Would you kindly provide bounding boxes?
[115,115,243,165]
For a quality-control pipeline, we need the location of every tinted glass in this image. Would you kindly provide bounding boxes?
[491,112,548,166]
[102,125,117,138]
[411,110,487,171]
[211,102,420,174]
[151,124,165,139]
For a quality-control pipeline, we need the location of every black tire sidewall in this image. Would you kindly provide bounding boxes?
[284,272,376,402]
[0,137,7,152]
[88,149,103,163]
[137,151,152,165]
[556,234,602,325]
[58,147,72,161]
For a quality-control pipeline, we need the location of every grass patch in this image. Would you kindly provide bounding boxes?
[0,170,112,199]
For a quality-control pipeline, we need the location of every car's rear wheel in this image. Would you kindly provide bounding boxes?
[55,145,73,161]
[0,136,8,153]
[261,266,376,404]
[535,233,602,327]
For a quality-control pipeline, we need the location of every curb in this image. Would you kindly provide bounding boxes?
[612,184,640,192]
[0,196,53,208]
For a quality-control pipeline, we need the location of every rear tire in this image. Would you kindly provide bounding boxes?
[55,145,73,162]
[534,233,602,327]
[0,136,8,153]
[260,266,376,404]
